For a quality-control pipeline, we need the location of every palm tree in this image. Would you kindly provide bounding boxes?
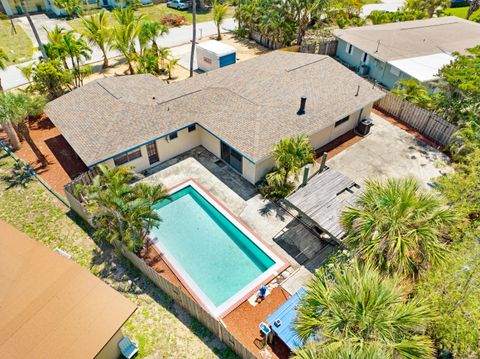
[392,79,434,110]
[165,57,179,80]
[0,92,48,165]
[405,0,450,17]
[19,0,47,59]
[467,0,480,19]
[0,48,8,92]
[78,165,168,252]
[81,11,112,68]
[341,177,455,280]
[139,20,168,56]
[294,261,435,358]
[288,0,328,45]
[111,22,139,75]
[45,25,70,68]
[157,47,171,72]
[269,134,315,186]
[213,0,229,40]
[112,6,145,26]
[60,32,92,87]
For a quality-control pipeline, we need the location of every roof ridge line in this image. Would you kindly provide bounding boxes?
[96,81,121,100]
[286,57,329,72]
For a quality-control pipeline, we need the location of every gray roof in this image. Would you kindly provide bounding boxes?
[46,51,384,167]
[333,16,480,62]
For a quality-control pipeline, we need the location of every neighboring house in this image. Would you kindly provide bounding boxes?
[0,220,136,359]
[333,16,480,89]
[0,0,151,16]
[46,51,384,185]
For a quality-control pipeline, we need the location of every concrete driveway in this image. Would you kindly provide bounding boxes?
[361,0,405,17]
[327,112,451,189]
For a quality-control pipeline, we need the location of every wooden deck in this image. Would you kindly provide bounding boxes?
[286,168,360,240]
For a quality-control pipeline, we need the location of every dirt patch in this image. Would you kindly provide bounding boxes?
[212,33,270,62]
[1,116,88,197]
[84,56,191,85]
[223,287,292,359]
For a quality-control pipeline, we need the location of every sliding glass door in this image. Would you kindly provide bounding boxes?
[221,142,243,174]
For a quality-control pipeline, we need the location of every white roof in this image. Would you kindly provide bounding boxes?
[388,53,454,82]
[197,40,236,57]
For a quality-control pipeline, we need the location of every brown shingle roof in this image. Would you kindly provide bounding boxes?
[46,51,384,166]
[0,221,136,359]
[333,16,480,62]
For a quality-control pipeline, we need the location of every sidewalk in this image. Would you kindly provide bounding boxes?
[0,15,237,90]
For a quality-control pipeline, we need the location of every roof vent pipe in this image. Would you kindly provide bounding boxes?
[297,96,307,115]
[355,85,360,97]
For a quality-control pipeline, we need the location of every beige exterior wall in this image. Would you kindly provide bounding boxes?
[155,126,201,162]
[100,103,374,185]
[253,156,275,183]
[242,159,256,183]
[199,127,221,157]
[94,329,124,359]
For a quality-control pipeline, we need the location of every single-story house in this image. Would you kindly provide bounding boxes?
[0,0,151,17]
[333,16,480,89]
[46,51,384,185]
[0,220,136,359]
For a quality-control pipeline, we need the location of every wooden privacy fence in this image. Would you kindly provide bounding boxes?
[249,31,282,50]
[300,40,338,56]
[63,171,258,359]
[375,92,458,147]
[113,241,258,359]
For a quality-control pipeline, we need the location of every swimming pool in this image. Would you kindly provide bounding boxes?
[150,180,284,318]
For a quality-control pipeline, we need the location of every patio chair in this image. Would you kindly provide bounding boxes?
[118,336,138,359]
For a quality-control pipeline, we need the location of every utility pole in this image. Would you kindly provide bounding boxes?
[20,0,47,59]
[189,0,196,77]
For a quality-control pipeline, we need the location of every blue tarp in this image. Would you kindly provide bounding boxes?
[266,288,306,350]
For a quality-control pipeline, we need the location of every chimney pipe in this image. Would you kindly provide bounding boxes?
[355,85,360,97]
[297,96,307,115]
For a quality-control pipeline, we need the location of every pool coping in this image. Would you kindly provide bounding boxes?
[150,178,289,319]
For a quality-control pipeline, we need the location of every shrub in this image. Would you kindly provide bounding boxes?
[160,14,186,27]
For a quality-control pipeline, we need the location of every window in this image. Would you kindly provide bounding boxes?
[346,44,353,55]
[335,116,349,127]
[390,66,400,76]
[188,124,196,132]
[362,52,368,63]
[113,149,142,166]
[168,131,178,141]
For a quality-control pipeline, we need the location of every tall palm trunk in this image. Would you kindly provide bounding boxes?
[16,121,48,166]
[19,0,47,59]
[101,46,109,68]
[0,78,3,92]
[2,122,21,151]
[189,0,196,78]
[467,0,480,19]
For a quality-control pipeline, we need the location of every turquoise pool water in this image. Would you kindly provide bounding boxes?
[150,185,275,307]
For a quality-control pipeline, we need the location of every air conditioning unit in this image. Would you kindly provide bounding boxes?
[358,64,370,76]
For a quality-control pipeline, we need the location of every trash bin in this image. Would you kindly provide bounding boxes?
[357,118,373,136]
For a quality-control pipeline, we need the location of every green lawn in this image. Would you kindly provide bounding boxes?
[445,6,480,20]
[0,152,235,359]
[0,19,34,65]
[361,0,381,4]
[68,4,234,34]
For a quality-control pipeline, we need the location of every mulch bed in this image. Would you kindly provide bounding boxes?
[1,115,88,197]
[223,287,292,359]
[315,129,364,161]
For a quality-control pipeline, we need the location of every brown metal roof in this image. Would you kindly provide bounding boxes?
[45,51,385,167]
[334,16,480,62]
[0,221,136,359]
